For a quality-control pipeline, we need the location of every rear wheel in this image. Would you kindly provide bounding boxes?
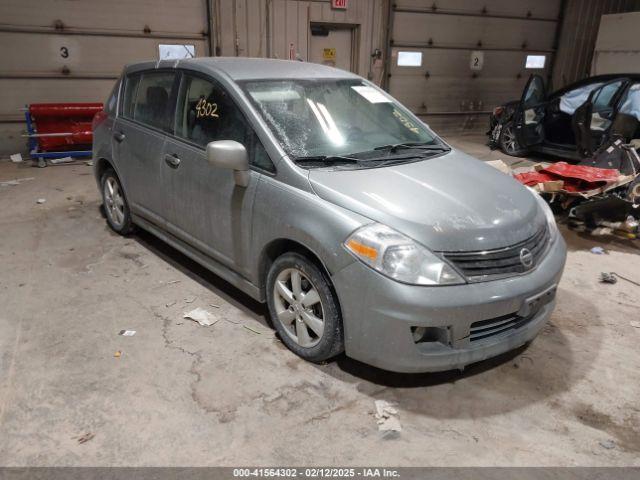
[101,169,134,235]
[499,122,529,157]
[266,252,344,363]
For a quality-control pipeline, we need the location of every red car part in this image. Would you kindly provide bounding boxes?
[515,162,620,192]
[27,103,103,152]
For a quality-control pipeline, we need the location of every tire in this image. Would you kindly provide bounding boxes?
[626,176,640,205]
[100,168,135,235]
[266,252,344,363]
[499,121,529,157]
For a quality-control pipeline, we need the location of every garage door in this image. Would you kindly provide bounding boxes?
[0,0,210,155]
[388,0,562,135]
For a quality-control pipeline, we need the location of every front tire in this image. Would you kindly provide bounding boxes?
[100,169,134,235]
[499,122,529,157]
[266,252,344,363]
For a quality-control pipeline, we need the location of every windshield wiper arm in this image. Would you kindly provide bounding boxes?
[293,154,363,165]
[373,142,451,153]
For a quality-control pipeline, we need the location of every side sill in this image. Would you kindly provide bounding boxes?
[131,213,264,302]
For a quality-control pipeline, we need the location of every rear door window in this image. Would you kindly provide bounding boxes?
[131,72,176,131]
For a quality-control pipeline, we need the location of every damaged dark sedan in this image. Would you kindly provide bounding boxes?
[488,74,640,160]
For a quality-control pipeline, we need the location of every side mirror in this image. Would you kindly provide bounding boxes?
[206,140,250,187]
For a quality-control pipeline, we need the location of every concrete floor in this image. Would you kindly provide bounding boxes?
[0,135,639,466]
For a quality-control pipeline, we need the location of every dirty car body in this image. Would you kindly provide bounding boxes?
[93,58,566,373]
[489,73,640,160]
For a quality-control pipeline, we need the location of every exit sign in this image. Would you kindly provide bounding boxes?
[332,0,347,9]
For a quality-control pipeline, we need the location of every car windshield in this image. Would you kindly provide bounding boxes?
[240,79,439,160]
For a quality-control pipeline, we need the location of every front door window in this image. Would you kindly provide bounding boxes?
[174,75,248,147]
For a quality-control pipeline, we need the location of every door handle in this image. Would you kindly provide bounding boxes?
[164,153,181,168]
[113,131,125,143]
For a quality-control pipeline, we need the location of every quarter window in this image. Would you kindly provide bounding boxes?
[122,74,141,119]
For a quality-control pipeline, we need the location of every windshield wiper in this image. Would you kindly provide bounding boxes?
[373,142,451,153]
[293,155,363,165]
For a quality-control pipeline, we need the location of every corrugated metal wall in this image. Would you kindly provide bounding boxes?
[3,0,639,154]
[212,0,386,79]
[0,0,210,155]
[591,12,640,75]
[387,0,562,134]
[551,0,640,90]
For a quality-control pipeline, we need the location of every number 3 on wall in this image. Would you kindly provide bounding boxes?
[60,46,69,58]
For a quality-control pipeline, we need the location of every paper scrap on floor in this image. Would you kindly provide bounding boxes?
[374,399,402,432]
[184,307,218,326]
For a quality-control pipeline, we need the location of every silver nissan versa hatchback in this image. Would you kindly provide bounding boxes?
[93,58,566,373]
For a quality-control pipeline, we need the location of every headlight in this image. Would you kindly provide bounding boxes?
[529,187,558,241]
[344,223,465,285]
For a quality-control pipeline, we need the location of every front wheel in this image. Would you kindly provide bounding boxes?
[499,122,529,157]
[266,252,344,363]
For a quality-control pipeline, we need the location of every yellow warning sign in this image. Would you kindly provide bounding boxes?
[323,48,336,60]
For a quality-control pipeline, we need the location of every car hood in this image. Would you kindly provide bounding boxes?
[308,149,546,252]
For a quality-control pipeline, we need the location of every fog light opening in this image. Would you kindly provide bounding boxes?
[411,326,449,344]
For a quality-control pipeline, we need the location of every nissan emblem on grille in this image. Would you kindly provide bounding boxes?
[520,248,534,269]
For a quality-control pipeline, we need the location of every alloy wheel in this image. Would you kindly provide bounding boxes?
[273,268,325,348]
[103,176,125,228]
[502,125,518,154]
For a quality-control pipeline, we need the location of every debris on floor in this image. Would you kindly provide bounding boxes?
[599,272,617,284]
[184,307,218,327]
[77,432,95,445]
[243,325,263,334]
[118,330,136,336]
[591,246,606,255]
[493,138,640,241]
[49,156,74,165]
[184,295,197,304]
[599,271,640,287]
[36,198,46,204]
[515,162,631,196]
[374,400,402,433]
[485,159,511,175]
[599,439,616,450]
[10,153,23,163]
[113,350,122,358]
[630,321,640,329]
[85,160,94,166]
[165,300,176,307]
[0,177,34,188]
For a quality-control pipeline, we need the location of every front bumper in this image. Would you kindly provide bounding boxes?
[332,234,567,373]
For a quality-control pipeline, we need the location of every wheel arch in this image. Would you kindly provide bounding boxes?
[258,238,332,291]
[95,157,115,183]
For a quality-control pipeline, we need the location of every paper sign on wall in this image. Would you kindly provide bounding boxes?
[470,51,484,71]
[323,48,336,60]
[351,86,391,103]
[332,0,347,9]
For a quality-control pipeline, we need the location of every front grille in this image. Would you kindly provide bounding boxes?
[442,225,549,282]
[469,313,532,342]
